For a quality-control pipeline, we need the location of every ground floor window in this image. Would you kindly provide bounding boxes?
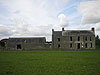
[58,44,60,48]
[85,43,87,48]
[77,43,80,49]
[57,38,60,42]
[90,43,92,48]
[70,43,72,48]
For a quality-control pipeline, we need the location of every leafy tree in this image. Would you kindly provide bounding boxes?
[0,42,5,47]
[95,35,100,49]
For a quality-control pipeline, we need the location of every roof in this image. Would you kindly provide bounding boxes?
[53,31,62,36]
[62,30,95,36]
[7,37,46,43]
[0,39,8,42]
[9,37,46,39]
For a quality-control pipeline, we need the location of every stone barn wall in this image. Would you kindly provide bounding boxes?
[6,37,48,50]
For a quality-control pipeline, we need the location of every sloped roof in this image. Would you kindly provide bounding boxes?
[62,30,95,36]
[7,37,46,43]
[9,37,46,39]
[53,31,62,36]
[0,39,8,42]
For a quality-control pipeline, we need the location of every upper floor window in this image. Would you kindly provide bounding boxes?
[78,36,80,41]
[90,37,92,41]
[57,38,60,42]
[24,40,27,43]
[85,37,87,41]
[70,36,72,41]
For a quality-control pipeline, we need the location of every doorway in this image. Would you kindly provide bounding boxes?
[77,43,80,49]
[17,44,21,49]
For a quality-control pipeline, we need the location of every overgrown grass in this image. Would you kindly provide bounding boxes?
[0,51,100,75]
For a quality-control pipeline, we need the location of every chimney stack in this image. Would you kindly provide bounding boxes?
[62,28,64,31]
[52,29,54,34]
[91,27,95,33]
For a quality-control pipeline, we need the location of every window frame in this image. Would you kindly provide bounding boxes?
[58,44,60,48]
[90,37,92,41]
[90,43,92,48]
[85,36,87,41]
[78,36,80,41]
[57,38,60,42]
[70,43,72,48]
[70,36,72,41]
[85,43,87,48]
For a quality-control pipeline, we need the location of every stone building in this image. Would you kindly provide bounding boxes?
[5,28,95,50]
[52,28,95,49]
[6,37,47,50]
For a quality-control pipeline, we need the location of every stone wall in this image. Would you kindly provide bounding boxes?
[6,37,49,50]
[52,28,95,49]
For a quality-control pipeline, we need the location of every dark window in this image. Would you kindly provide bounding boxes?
[58,38,60,42]
[70,36,72,41]
[58,44,60,48]
[70,43,72,48]
[77,43,80,49]
[78,36,80,41]
[90,43,92,48]
[85,43,87,48]
[85,37,87,41]
[17,44,21,49]
[90,37,92,41]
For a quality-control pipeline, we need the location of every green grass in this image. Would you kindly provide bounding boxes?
[0,51,100,75]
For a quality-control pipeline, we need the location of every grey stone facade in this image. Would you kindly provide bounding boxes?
[52,28,95,49]
[6,37,47,50]
[5,28,95,50]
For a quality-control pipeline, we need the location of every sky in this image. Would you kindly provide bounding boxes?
[0,0,100,41]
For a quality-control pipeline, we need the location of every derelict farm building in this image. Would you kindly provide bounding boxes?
[4,28,95,50]
[6,37,49,50]
[52,28,95,49]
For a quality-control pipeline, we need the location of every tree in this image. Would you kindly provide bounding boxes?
[95,35,100,49]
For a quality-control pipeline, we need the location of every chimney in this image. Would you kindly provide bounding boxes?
[52,29,54,34]
[62,28,64,31]
[91,27,95,33]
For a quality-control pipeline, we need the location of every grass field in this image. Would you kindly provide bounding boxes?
[0,51,100,75]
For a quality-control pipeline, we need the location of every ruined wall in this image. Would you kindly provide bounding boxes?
[61,35,95,49]
[6,37,48,50]
[52,28,95,49]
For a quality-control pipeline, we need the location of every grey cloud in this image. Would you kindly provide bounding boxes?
[14,10,21,14]
[78,1,100,24]
[95,22,100,30]
[0,25,13,39]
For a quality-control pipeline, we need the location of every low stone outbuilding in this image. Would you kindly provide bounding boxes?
[6,37,46,50]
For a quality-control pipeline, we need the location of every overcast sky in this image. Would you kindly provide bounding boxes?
[0,0,100,41]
